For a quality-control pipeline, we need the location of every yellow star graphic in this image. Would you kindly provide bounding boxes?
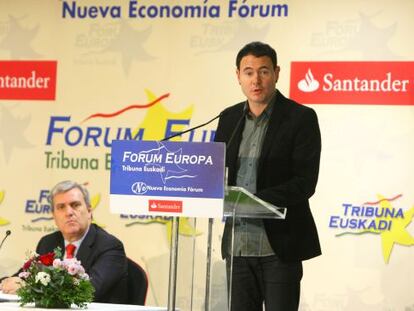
[126,90,201,241]
[0,190,10,226]
[90,193,101,212]
[361,194,414,263]
[132,89,194,140]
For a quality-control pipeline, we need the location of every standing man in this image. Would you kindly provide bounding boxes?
[0,180,128,304]
[214,41,322,311]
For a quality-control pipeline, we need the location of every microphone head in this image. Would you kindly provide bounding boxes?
[5,230,11,236]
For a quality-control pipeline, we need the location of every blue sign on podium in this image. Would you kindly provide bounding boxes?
[110,140,225,218]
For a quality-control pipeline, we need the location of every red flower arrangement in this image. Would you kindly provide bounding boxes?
[17,247,94,309]
[38,252,55,266]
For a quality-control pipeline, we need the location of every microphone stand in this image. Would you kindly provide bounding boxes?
[225,108,247,153]
[163,112,222,311]
[205,108,246,311]
[161,113,222,141]
[0,230,11,251]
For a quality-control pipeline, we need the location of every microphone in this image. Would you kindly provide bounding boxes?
[0,230,11,251]
[225,107,247,152]
[161,112,224,141]
[220,105,247,187]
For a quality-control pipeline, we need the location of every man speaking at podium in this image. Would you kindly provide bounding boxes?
[0,180,128,304]
[214,42,322,311]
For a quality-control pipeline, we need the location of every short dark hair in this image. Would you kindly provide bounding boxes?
[236,41,277,70]
[49,180,91,209]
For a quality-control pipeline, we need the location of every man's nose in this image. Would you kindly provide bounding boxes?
[252,72,261,84]
[65,206,75,215]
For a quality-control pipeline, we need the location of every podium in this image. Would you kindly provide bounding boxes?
[207,186,286,311]
[109,140,285,310]
[223,186,286,218]
[169,186,286,311]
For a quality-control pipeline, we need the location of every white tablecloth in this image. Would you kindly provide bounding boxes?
[0,291,19,302]
[0,301,167,311]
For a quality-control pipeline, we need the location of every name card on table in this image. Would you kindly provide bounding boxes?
[110,140,225,218]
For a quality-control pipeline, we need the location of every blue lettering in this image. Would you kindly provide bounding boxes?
[342,203,352,216]
[46,116,146,147]
[62,1,121,19]
[129,0,139,18]
[39,190,50,203]
[46,116,71,145]
[329,215,339,228]
[228,0,288,18]
[351,206,361,217]
[348,218,357,229]
[25,200,36,213]
[164,119,190,140]
[378,220,391,230]
[123,128,144,140]
[120,214,174,221]
[25,201,52,213]
[210,130,216,142]
[395,208,404,218]
[358,219,367,229]
[365,206,374,217]
[66,126,83,146]
[129,1,220,19]
[85,127,102,146]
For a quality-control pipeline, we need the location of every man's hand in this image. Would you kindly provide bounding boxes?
[0,276,23,294]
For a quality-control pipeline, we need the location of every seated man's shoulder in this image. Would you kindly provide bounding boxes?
[91,224,124,249]
[37,230,63,250]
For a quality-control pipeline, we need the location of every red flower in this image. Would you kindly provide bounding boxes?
[22,259,32,270]
[38,252,55,266]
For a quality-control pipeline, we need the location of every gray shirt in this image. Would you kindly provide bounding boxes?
[228,97,276,257]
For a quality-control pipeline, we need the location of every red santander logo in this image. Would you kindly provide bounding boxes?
[0,61,57,100]
[149,199,183,213]
[290,62,414,105]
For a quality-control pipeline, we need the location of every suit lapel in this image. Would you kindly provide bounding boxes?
[258,91,288,172]
[226,105,245,185]
[76,224,97,268]
[49,232,65,255]
[56,235,65,254]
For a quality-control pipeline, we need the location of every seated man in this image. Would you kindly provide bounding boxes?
[0,180,128,304]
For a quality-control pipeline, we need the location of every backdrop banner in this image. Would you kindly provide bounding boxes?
[0,0,413,310]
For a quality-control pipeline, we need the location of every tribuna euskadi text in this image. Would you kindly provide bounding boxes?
[322,72,409,92]
[329,203,404,231]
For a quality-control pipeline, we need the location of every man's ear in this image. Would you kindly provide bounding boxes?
[87,206,93,219]
[275,66,280,83]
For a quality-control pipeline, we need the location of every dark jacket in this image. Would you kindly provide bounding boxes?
[36,224,128,304]
[214,90,322,262]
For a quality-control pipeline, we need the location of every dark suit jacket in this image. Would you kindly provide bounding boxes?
[214,90,322,262]
[36,224,128,304]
